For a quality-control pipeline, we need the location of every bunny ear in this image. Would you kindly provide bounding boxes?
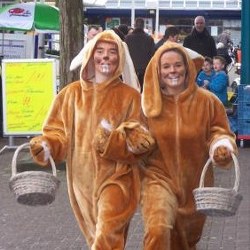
[121,42,141,92]
[184,47,204,72]
[69,48,84,71]
[70,41,93,71]
[142,54,162,118]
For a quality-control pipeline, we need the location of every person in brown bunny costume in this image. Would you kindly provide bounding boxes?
[140,41,237,249]
[29,30,155,249]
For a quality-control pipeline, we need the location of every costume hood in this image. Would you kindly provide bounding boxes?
[142,41,200,118]
[184,47,204,72]
[70,30,140,92]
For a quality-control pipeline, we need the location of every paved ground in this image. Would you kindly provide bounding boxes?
[0,136,249,250]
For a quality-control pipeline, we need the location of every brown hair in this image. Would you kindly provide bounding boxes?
[204,56,213,65]
[213,55,226,65]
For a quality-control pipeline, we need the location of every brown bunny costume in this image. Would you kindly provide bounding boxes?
[30,30,155,249]
[140,41,237,249]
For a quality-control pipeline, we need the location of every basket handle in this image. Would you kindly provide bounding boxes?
[11,142,57,177]
[199,153,240,192]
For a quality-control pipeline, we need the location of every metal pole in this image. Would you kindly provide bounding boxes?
[131,0,135,28]
[38,0,45,58]
[241,0,250,85]
[155,5,159,40]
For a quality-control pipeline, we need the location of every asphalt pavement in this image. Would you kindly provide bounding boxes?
[0,136,249,250]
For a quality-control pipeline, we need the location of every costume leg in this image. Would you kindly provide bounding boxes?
[171,212,206,250]
[91,179,138,250]
[141,177,178,250]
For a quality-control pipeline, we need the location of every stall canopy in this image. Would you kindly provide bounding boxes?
[0,2,59,33]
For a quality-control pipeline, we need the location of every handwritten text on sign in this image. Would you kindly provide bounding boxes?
[3,59,56,135]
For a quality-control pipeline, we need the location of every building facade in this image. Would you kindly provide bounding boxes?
[84,0,241,45]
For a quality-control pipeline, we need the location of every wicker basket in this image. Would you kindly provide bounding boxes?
[9,142,60,206]
[193,153,243,217]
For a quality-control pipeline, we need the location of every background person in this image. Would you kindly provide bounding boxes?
[217,29,232,49]
[208,55,229,106]
[196,56,215,88]
[153,25,204,72]
[29,30,154,249]
[183,16,217,58]
[118,24,129,36]
[155,25,179,51]
[84,25,101,44]
[125,17,155,92]
[140,42,237,249]
[216,42,232,72]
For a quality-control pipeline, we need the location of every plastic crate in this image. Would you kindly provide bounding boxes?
[237,102,250,119]
[238,85,250,102]
[238,118,250,136]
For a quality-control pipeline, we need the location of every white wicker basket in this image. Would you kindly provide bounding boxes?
[193,153,243,217]
[9,142,60,206]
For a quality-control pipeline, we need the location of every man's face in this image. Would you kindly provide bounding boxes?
[194,17,205,33]
[93,41,119,77]
[87,28,99,41]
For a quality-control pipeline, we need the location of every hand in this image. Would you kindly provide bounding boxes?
[203,80,209,89]
[30,138,51,166]
[126,126,155,155]
[213,146,232,168]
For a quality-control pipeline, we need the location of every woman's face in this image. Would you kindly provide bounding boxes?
[93,41,119,78]
[159,50,187,95]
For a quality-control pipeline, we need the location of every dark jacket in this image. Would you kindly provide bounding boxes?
[217,47,232,66]
[183,28,217,58]
[155,37,167,51]
[125,28,155,73]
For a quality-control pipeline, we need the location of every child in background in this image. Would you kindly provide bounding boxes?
[208,56,229,106]
[196,56,215,88]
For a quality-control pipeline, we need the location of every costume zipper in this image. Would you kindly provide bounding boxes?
[174,96,181,176]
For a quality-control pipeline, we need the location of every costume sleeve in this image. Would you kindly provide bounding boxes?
[33,93,68,164]
[99,93,154,163]
[207,97,237,154]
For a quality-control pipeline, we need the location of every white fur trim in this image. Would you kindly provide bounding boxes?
[184,47,202,59]
[209,138,234,159]
[100,119,113,132]
[41,141,50,162]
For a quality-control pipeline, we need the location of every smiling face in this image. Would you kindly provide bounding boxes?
[159,50,187,95]
[93,41,119,82]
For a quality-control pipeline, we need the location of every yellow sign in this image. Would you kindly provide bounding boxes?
[2,59,56,135]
